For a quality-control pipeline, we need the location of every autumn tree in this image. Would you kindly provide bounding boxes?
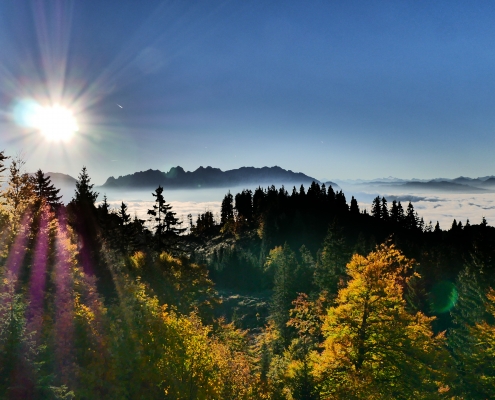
[314,243,453,399]
[2,155,35,231]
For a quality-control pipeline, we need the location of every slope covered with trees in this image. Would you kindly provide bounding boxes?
[1,150,495,398]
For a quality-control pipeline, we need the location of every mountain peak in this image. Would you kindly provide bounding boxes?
[100,166,319,189]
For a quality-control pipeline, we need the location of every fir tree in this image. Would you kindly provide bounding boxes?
[405,201,417,230]
[390,200,399,222]
[30,169,62,208]
[314,222,350,296]
[266,244,298,346]
[221,191,234,225]
[350,196,359,214]
[73,166,98,206]
[397,201,405,223]
[116,201,132,253]
[381,197,389,221]
[371,196,381,219]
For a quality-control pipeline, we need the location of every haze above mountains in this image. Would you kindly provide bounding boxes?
[42,166,495,201]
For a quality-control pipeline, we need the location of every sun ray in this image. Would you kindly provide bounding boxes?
[26,205,51,337]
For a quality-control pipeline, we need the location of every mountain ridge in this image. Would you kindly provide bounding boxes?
[101,165,330,190]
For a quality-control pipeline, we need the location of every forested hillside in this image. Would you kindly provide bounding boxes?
[1,151,495,399]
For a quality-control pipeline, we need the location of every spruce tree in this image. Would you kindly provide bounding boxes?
[30,169,62,208]
[381,197,389,221]
[147,186,185,241]
[116,201,132,253]
[220,191,234,225]
[405,202,417,229]
[390,200,399,222]
[147,185,171,238]
[73,166,98,206]
[350,196,359,214]
[266,243,298,346]
[314,222,350,296]
[371,196,381,219]
[397,201,405,223]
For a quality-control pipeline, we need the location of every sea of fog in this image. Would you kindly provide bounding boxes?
[82,185,495,231]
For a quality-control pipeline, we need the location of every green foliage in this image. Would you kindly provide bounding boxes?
[314,244,454,399]
[266,244,299,346]
[314,222,351,296]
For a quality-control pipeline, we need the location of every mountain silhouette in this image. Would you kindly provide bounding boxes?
[101,166,329,189]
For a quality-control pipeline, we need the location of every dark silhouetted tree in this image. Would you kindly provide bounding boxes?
[73,166,98,206]
[31,169,62,208]
[350,196,359,215]
[221,191,234,225]
[405,202,417,230]
[381,197,389,221]
[314,222,350,296]
[371,196,381,219]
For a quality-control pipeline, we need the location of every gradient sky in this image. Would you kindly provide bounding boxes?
[1,0,494,184]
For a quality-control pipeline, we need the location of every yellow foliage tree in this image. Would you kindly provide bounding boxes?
[314,243,453,399]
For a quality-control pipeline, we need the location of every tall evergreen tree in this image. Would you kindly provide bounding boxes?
[350,196,359,214]
[73,166,98,206]
[116,201,132,253]
[147,186,184,241]
[147,185,172,238]
[390,200,399,222]
[235,189,253,223]
[266,244,298,346]
[381,197,389,221]
[314,222,350,296]
[397,201,405,223]
[371,196,381,219]
[30,169,62,208]
[220,191,234,225]
[405,202,417,230]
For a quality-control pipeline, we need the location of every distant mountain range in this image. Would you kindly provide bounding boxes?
[334,175,495,194]
[40,168,495,196]
[101,166,332,190]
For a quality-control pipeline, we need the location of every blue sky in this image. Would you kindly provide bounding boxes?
[0,0,494,184]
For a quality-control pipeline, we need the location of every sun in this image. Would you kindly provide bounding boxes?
[31,104,79,142]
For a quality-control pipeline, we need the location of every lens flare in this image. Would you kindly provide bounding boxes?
[13,99,79,142]
[31,104,79,142]
[430,281,458,314]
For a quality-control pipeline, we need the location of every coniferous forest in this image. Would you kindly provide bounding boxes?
[2,151,495,399]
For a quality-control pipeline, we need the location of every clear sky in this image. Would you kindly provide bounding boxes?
[0,0,494,184]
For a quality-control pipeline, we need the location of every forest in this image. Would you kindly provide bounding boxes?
[1,151,495,399]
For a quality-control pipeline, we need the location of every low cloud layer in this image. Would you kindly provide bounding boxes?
[359,193,495,229]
